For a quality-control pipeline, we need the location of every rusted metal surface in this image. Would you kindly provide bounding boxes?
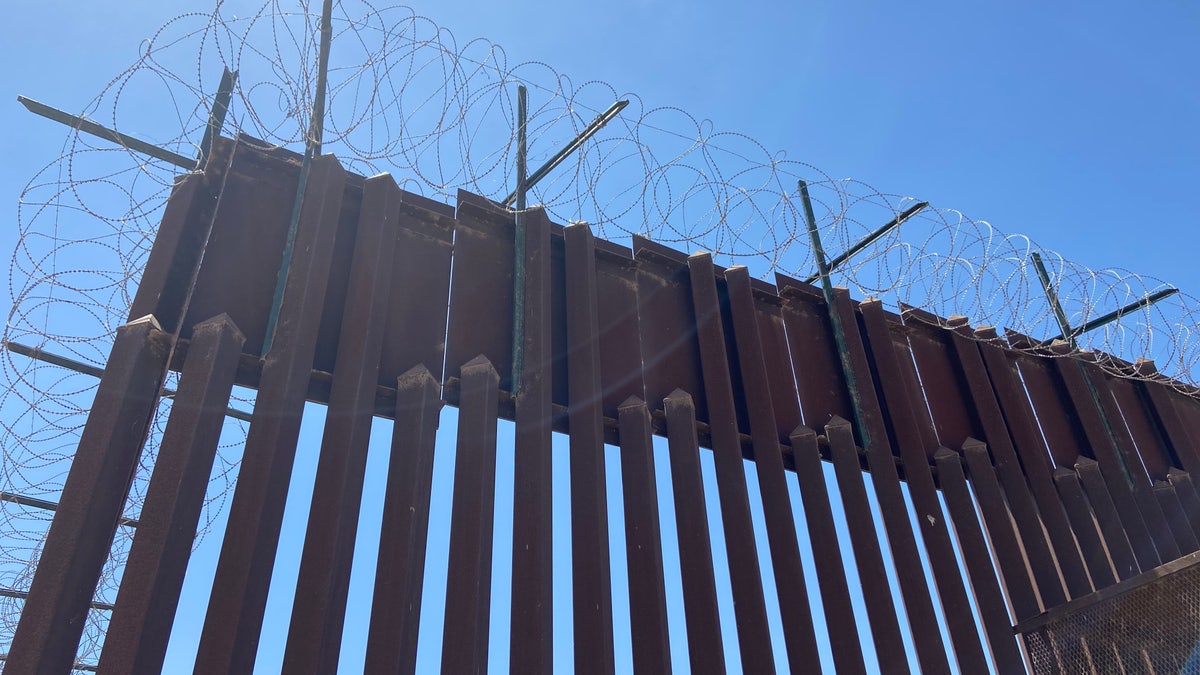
[32,139,1200,673]
[7,316,172,673]
[857,299,988,671]
[686,252,775,672]
[563,223,617,673]
[725,266,821,672]
[127,137,233,332]
[195,154,347,674]
[1156,480,1200,554]
[617,397,672,675]
[1051,465,1119,588]
[283,174,400,673]
[510,206,555,674]
[1053,355,1162,570]
[824,417,909,672]
[776,274,853,428]
[831,291,951,674]
[445,197,516,395]
[973,327,1093,598]
[962,439,1041,621]
[637,239,706,423]
[789,427,865,675]
[934,447,1026,674]
[363,365,443,673]
[663,389,725,675]
[1075,457,1141,580]
[441,356,501,673]
[97,314,244,675]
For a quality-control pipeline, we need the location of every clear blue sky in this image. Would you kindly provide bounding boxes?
[2,2,1199,673]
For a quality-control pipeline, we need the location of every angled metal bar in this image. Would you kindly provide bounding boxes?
[501,99,629,207]
[1050,287,1179,342]
[803,200,928,283]
[798,180,869,436]
[0,491,139,528]
[4,339,252,423]
[1030,251,1076,349]
[0,587,115,613]
[196,68,238,168]
[18,96,195,169]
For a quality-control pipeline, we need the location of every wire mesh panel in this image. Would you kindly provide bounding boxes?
[1018,552,1200,674]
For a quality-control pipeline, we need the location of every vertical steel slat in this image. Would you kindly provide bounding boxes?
[1136,367,1200,478]
[933,448,1027,674]
[775,275,854,428]
[510,207,555,674]
[973,328,1093,598]
[617,397,673,675]
[724,266,821,672]
[127,137,234,332]
[1074,457,1141,580]
[97,315,244,675]
[1107,374,1173,481]
[441,356,501,673]
[663,389,726,674]
[1051,467,1119,588]
[195,155,347,674]
[824,417,910,673]
[789,427,866,675]
[563,223,616,673]
[685,253,775,672]
[1051,356,1161,570]
[1003,336,1093,470]
[935,323,1070,607]
[364,365,443,674]
[1081,362,1181,562]
[283,175,400,673]
[961,439,1041,621]
[1154,480,1200,553]
[829,291,951,675]
[855,300,987,671]
[634,237,706,421]
[1168,468,1200,540]
[7,316,172,673]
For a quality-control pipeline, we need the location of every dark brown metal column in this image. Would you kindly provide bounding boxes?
[856,300,988,671]
[1073,458,1140,580]
[828,291,950,675]
[98,314,244,675]
[563,222,616,674]
[973,328,1092,598]
[441,356,501,673]
[946,326,1071,606]
[1052,356,1161,571]
[1155,480,1200,554]
[789,427,865,675]
[1052,467,1119,588]
[617,397,672,675]
[663,389,725,674]
[7,316,172,674]
[364,365,443,674]
[195,154,347,674]
[284,174,400,673]
[684,253,774,672]
[934,447,1026,674]
[510,207,555,675]
[824,417,909,673]
[724,266,820,673]
[1169,468,1200,538]
[962,439,1041,621]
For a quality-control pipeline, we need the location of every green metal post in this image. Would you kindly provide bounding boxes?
[511,85,529,393]
[263,0,335,356]
[799,180,870,447]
